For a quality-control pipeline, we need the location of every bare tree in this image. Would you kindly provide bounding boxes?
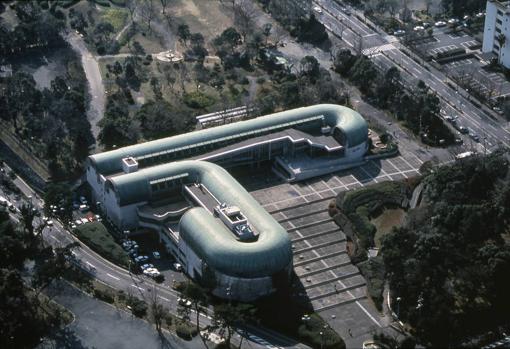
[233,0,258,43]
[126,0,138,26]
[271,24,287,48]
[149,289,165,332]
[139,0,155,34]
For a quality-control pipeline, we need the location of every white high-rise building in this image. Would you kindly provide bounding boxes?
[482,0,510,68]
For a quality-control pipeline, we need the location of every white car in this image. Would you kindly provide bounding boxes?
[75,219,82,226]
[313,5,322,14]
[80,218,89,224]
[435,21,447,27]
[173,262,183,271]
[140,263,154,270]
[46,220,54,226]
[178,297,192,307]
[143,268,160,277]
[413,26,424,31]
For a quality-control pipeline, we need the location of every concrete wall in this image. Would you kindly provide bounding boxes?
[103,187,144,230]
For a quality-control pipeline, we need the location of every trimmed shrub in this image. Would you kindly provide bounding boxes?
[358,256,385,311]
[297,314,345,349]
[93,287,115,303]
[127,297,148,318]
[176,321,198,340]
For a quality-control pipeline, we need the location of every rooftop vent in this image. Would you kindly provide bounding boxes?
[214,203,259,241]
[122,157,138,173]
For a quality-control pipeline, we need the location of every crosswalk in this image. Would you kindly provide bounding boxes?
[362,43,396,57]
[245,332,284,349]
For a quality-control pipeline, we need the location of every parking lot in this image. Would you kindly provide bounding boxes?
[242,152,422,314]
[238,152,423,338]
[413,26,510,99]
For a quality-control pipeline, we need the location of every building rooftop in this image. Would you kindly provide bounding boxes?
[105,160,292,278]
[89,104,368,176]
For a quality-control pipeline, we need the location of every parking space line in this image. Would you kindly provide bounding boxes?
[157,295,170,301]
[386,159,408,178]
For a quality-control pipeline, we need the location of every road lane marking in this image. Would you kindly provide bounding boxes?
[158,295,170,302]
[106,273,120,280]
[131,284,144,291]
[86,261,96,268]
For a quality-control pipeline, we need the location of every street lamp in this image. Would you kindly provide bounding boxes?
[320,331,324,349]
[396,296,402,318]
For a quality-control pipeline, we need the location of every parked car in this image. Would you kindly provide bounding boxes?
[152,251,161,259]
[394,29,406,37]
[468,130,480,142]
[134,255,149,264]
[435,21,447,27]
[312,5,322,14]
[413,25,425,31]
[75,219,83,226]
[46,220,54,226]
[140,263,155,271]
[173,262,183,271]
[340,6,351,15]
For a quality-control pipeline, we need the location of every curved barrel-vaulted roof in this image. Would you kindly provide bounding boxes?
[90,104,368,175]
[105,161,292,278]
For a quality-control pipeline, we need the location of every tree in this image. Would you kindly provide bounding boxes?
[349,56,379,93]
[136,99,191,139]
[177,24,191,46]
[181,283,209,347]
[333,49,356,76]
[233,0,257,43]
[43,183,73,223]
[262,23,272,46]
[214,27,242,53]
[150,291,166,332]
[497,33,506,64]
[298,56,320,82]
[139,0,155,33]
[212,303,255,349]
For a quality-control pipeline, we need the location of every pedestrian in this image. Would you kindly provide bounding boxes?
[348,328,352,337]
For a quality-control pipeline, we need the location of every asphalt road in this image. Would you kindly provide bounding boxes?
[65,32,105,145]
[315,0,510,153]
[1,163,308,349]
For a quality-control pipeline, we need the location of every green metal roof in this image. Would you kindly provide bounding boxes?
[90,104,368,175]
[106,161,292,278]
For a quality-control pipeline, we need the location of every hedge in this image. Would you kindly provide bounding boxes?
[357,256,385,311]
[93,287,115,304]
[176,321,198,340]
[297,314,345,349]
[127,296,148,318]
[74,222,130,268]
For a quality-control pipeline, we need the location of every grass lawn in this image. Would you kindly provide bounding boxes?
[74,222,130,268]
[371,208,406,247]
[100,8,128,32]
